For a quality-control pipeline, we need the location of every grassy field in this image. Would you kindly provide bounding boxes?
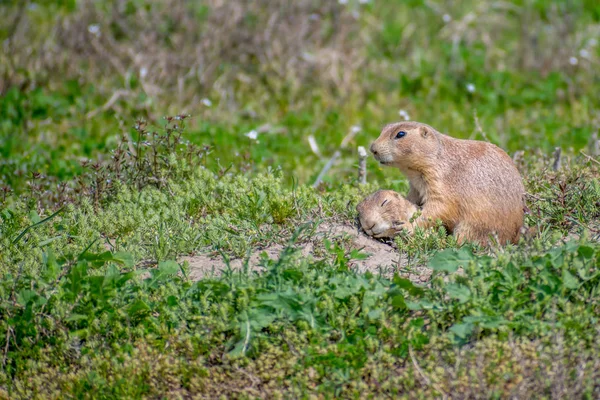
[1,0,600,398]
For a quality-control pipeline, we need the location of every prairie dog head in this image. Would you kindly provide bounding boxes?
[369,122,439,171]
[356,190,418,238]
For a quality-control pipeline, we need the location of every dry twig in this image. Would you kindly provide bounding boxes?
[409,345,448,399]
[358,146,367,185]
[86,90,131,118]
[552,147,562,171]
[580,151,600,166]
[312,127,360,188]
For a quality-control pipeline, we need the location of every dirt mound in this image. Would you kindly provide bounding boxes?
[180,223,431,283]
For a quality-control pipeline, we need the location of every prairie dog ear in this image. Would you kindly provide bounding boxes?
[419,126,430,138]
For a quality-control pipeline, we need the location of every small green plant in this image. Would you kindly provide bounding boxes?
[395,217,460,263]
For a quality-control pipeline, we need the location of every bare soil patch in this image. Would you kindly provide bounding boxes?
[180,222,432,283]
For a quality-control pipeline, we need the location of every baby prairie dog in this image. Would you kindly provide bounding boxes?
[356,190,418,238]
[369,121,524,245]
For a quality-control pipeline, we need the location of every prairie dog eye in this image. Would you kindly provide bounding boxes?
[395,131,407,139]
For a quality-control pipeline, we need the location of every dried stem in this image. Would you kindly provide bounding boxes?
[358,146,367,185]
[552,147,562,171]
[580,151,600,166]
[409,345,448,400]
[313,128,360,188]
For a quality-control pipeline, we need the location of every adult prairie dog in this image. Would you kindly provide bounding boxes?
[356,190,418,238]
[369,121,524,245]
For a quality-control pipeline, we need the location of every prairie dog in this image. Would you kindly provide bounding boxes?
[356,190,418,238]
[369,121,524,245]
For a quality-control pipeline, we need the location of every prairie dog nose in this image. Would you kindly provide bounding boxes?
[370,143,378,155]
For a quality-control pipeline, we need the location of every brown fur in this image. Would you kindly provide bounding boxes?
[356,190,418,238]
[369,121,525,245]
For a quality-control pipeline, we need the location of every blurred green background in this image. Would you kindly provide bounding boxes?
[1,0,599,192]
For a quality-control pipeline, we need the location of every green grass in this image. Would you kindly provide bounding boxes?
[1,0,600,398]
